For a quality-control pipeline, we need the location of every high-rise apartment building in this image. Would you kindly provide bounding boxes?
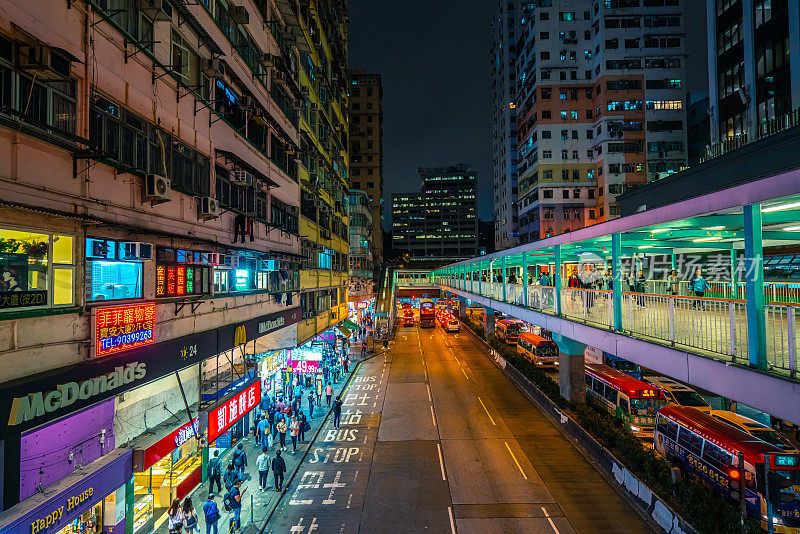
[491,0,521,251]
[0,0,348,522]
[348,69,384,271]
[348,189,374,299]
[391,165,478,262]
[707,0,800,142]
[514,0,687,243]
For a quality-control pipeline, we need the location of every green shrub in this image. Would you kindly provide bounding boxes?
[463,322,762,534]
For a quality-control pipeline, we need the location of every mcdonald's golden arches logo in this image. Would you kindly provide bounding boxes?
[233,325,246,346]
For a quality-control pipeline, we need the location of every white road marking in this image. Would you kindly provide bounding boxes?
[426,383,432,402]
[477,396,495,425]
[430,405,437,426]
[542,507,561,534]
[437,443,447,480]
[505,441,528,480]
[448,506,456,534]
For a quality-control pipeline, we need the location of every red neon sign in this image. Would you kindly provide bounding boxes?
[96,303,156,356]
[207,380,261,443]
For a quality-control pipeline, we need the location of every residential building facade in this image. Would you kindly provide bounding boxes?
[491,0,521,250]
[513,0,688,243]
[391,164,478,263]
[348,69,384,272]
[707,0,800,143]
[0,0,347,529]
[348,189,374,299]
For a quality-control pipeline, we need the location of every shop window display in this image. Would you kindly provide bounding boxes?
[0,227,74,310]
[133,439,202,532]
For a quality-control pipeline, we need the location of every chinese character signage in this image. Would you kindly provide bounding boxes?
[205,379,260,443]
[290,360,320,374]
[157,263,209,297]
[95,303,156,357]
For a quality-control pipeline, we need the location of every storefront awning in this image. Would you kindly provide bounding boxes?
[343,319,360,330]
[335,324,351,337]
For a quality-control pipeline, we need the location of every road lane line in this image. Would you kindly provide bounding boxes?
[430,405,437,427]
[437,443,446,480]
[541,507,561,534]
[426,383,432,402]
[505,441,528,480]
[460,366,469,380]
[477,396,496,426]
[448,506,456,534]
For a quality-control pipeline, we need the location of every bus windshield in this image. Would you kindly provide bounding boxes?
[773,470,800,503]
[672,390,709,407]
[612,360,640,374]
[749,428,796,450]
[538,342,558,357]
[630,397,667,416]
[507,324,521,335]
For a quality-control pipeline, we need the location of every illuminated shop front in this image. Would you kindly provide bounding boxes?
[259,350,289,401]
[201,376,261,455]
[0,449,131,534]
[129,417,202,533]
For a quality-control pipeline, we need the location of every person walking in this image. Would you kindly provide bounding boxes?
[256,416,267,448]
[333,395,343,429]
[275,397,286,413]
[223,463,237,492]
[689,267,711,309]
[228,479,245,533]
[276,417,288,450]
[289,415,300,453]
[298,410,309,442]
[202,494,220,534]
[344,357,350,373]
[325,383,333,406]
[667,269,679,296]
[272,450,287,491]
[307,391,315,418]
[167,499,184,534]
[207,450,222,495]
[232,443,247,479]
[634,269,647,307]
[256,447,270,491]
[182,498,198,534]
[316,383,322,406]
[361,342,367,359]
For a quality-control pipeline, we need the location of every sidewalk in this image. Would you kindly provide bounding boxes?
[152,336,374,534]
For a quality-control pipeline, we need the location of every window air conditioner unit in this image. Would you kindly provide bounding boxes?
[199,196,220,219]
[204,252,223,265]
[143,174,171,203]
[272,70,287,85]
[16,46,73,77]
[289,205,299,215]
[231,170,254,186]
[237,96,255,111]
[260,259,279,271]
[228,4,249,25]
[139,0,173,21]
[225,255,241,268]
[262,53,279,67]
[120,242,154,260]
[202,58,224,78]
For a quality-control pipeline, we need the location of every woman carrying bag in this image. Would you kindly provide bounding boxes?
[167,499,184,534]
[182,498,199,534]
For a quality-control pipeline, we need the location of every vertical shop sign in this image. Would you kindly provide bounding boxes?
[204,380,260,443]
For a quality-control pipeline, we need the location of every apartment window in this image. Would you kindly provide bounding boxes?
[542,150,552,159]
[561,129,568,140]
[589,209,595,219]
[561,149,568,159]
[543,190,554,199]
[542,110,552,118]
[541,51,550,60]
[572,150,578,159]
[542,130,552,139]
[624,39,640,49]
[588,189,595,199]
[543,170,553,180]
[571,130,578,139]
[572,170,580,180]
[562,169,569,180]
[586,129,594,139]
[559,11,576,21]
[573,189,581,199]
[540,11,550,20]
[540,32,550,39]
[541,88,552,99]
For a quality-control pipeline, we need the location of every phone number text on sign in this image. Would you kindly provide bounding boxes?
[96,303,156,356]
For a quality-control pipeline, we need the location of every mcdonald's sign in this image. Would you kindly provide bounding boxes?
[233,325,246,346]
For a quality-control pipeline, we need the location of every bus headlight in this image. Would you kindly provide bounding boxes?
[630,425,641,432]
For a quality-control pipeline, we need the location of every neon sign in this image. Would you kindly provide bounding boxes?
[96,303,156,356]
[206,380,260,443]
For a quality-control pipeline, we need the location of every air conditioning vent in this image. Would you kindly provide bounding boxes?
[230,170,254,186]
[262,53,279,67]
[138,0,173,21]
[143,174,171,204]
[201,58,224,78]
[120,242,154,260]
[237,95,255,111]
[204,252,223,265]
[260,259,279,271]
[16,46,73,77]
[228,4,249,24]
[272,70,287,86]
[225,255,241,268]
[199,197,220,219]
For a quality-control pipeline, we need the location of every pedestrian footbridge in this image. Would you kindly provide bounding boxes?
[430,169,800,423]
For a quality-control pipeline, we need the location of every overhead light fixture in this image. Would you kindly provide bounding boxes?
[650,228,671,233]
[784,225,800,231]
[638,245,654,249]
[762,201,800,213]
[693,237,723,242]
[702,226,725,230]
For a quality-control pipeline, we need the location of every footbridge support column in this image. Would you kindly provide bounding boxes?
[484,306,496,338]
[553,333,586,404]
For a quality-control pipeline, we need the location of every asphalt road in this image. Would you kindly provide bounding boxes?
[266,324,651,533]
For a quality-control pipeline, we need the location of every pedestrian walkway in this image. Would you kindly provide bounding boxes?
[150,335,374,534]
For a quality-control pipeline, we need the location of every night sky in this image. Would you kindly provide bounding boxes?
[347,1,708,228]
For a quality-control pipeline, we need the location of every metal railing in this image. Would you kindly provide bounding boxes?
[701,107,800,163]
[439,279,800,378]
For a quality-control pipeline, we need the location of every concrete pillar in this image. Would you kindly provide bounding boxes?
[458,299,467,318]
[743,204,767,369]
[553,333,586,404]
[484,306,496,338]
